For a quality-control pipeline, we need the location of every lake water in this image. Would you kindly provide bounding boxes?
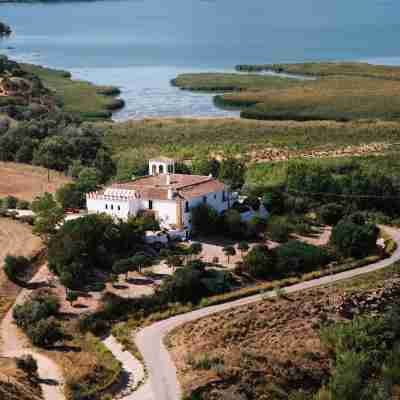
[1,0,400,120]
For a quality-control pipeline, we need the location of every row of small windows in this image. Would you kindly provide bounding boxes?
[104,191,227,213]
[105,204,121,211]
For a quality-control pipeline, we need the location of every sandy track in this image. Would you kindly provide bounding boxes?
[124,226,400,400]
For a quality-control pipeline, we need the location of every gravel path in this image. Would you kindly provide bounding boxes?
[0,264,65,400]
[127,226,400,400]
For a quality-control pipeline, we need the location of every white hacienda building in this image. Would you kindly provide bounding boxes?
[86,157,231,232]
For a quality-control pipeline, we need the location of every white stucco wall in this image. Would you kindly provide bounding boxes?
[139,199,177,227]
[87,197,141,220]
[181,190,230,230]
[87,188,231,230]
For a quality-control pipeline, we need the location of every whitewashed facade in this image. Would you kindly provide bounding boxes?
[87,158,231,232]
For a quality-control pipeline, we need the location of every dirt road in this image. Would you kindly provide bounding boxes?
[129,226,400,400]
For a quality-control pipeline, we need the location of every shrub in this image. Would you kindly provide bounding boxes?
[4,195,18,209]
[18,214,35,225]
[243,245,276,279]
[13,290,60,330]
[4,254,31,283]
[262,188,285,214]
[223,209,243,238]
[331,214,379,258]
[247,216,267,237]
[191,204,220,235]
[266,221,292,242]
[16,199,30,210]
[16,355,38,377]
[112,258,132,280]
[79,314,109,335]
[158,266,206,304]
[27,317,63,347]
[66,290,79,306]
[13,290,62,347]
[222,245,236,264]
[243,195,261,211]
[275,240,331,276]
[318,203,345,226]
[238,241,250,256]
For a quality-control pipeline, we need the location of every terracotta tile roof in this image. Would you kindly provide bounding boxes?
[109,174,226,201]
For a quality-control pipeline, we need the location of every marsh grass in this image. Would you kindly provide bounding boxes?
[236,62,400,80]
[103,117,400,178]
[174,65,400,122]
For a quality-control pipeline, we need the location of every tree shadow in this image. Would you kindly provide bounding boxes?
[38,378,60,386]
[73,303,88,309]
[127,277,154,285]
[142,271,169,280]
[112,284,129,290]
[46,343,81,353]
[57,312,77,321]
[23,280,53,290]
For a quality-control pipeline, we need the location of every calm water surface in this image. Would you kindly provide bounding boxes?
[1,0,400,119]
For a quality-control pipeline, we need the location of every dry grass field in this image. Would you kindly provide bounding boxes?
[0,218,43,321]
[0,357,42,400]
[0,162,71,201]
[167,264,400,399]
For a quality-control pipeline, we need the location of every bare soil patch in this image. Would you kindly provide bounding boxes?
[0,162,71,201]
[167,265,400,399]
[0,218,43,321]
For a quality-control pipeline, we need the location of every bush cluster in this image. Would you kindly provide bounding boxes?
[191,204,267,240]
[48,214,149,289]
[0,195,30,210]
[319,306,400,400]
[242,240,331,280]
[13,290,63,347]
[331,213,379,258]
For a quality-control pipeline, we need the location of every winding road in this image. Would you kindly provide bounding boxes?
[2,226,400,400]
[121,226,400,400]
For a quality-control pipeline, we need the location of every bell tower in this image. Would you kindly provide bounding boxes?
[149,157,175,175]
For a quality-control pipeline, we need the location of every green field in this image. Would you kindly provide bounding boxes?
[173,63,400,122]
[245,153,400,189]
[21,63,124,120]
[102,117,400,178]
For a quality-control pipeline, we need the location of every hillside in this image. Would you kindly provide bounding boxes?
[0,55,123,121]
[167,263,400,399]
